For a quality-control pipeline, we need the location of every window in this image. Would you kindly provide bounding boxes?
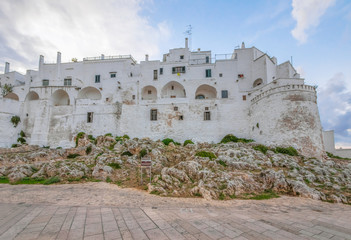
[205,69,212,78]
[196,95,205,99]
[179,115,183,120]
[130,72,133,77]
[174,106,178,111]
[150,109,157,121]
[160,68,163,75]
[204,111,211,121]
[206,56,209,63]
[171,85,174,90]
[64,78,72,86]
[148,90,152,94]
[172,66,186,74]
[42,79,49,86]
[219,73,223,77]
[132,95,135,100]
[180,55,184,59]
[87,112,93,123]
[95,75,100,83]
[221,90,228,98]
[205,107,209,110]
[170,95,176,98]
[110,72,116,78]
[242,95,246,101]
[238,74,244,78]
[153,70,158,80]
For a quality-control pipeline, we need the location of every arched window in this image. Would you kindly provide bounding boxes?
[161,81,186,98]
[25,91,39,101]
[195,84,217,99]
[77,87,102,100]
[141,86,157,100]
[51,89,70,106]
[4,92,19,101]
[253,78,263,88]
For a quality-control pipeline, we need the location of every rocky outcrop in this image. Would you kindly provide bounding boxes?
[0,135,350,204]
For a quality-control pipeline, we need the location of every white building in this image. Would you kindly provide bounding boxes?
[0,39,325,158]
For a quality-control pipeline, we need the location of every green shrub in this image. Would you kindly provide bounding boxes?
[249,189,279,200]
[86,146,92,155]
[219,192,225,200]
[88,135,96,143]
[31,166,38,172]
[20,130,26,138]
[195,151,217,160]
[11,116,20,127]
[220,134,254,144]
[183,140,194,146]
[56,147,62,149]
[274,146,298,156]
[162,138,175,146]
[108,162,121,169]
[17,137,26,144]
[43,176,60,185]
[1,83,13,96]
[106,176,112,183]
[109,142,117,150]
[122,151,133,156]
[42,146,50,149]
[253,144,269,154]
[139,148,148,158]
[67,153,81,159]
[122,134,130,139]
[11,144,18,148]
[15,177,45,184]
[75,132,85,147]
[105,133,113,137]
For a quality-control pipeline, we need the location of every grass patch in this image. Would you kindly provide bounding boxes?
[86,146,92,155]
[326,152,351,160]
[193,192,202,197]
[218,192,225,200]
[15,177,45,185]
[150,190,161,195]
[229,194,236,199]
[106,176,112,183]
[67,153,81,159]
[0,176,9,184]
[11,144,19,148]
[249,189,279,200]
[75,132,85,147]
[162,138,175,146]
[220,134,254,144]
[304,179,310,184]
[252,144,269,154]
[195,151,217,160]
[218,160,227,167]
[68,177,82,182]
[274,146,298,156]
[115,180,123,186]
[105,133,113,137]
[108,162,121,169]
[43,176,60,185]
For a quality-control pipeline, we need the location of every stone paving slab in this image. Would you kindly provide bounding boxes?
[0,202,350,240]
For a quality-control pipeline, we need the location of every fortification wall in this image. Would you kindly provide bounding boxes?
[0,98,22,147]
[249,83,324,158]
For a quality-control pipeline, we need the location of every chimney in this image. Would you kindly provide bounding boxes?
[4,62,10,73]
[39,55,44,72]
[101,54,105,60]
[185,38,188,49]
[241,42,245,49]
[145,54,149,61]
[197,48,201,51]
[57,52,61,81]
[271,57,277,65]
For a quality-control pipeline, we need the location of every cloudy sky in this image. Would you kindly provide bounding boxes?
[0,0,350,148]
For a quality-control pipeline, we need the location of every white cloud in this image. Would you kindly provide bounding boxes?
[291,0,335,44]
[0,0,170,72]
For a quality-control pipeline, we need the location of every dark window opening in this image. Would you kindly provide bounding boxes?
[150,109,157,121]
[204,111,211,121]
[110,73,116,78]
[221,90,228,98]
[196,95,205,99]
[153,70,158,80]
[205,107,209,110]
[87,112,94,123]
[174,106,178,111]
[242,95,246,101]
[64,78,72,86]
[180,55,184,59]
[132,95,135,100]
[219,73,223,77]
[205,69,212,78]
[206,56,209,63]
[172,66,186,74]
[42,79,49,86]
[160,68,163,75]
[179,115,183,120]
[95,75,100,83]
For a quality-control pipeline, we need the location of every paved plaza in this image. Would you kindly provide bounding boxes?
[0,183,350,240]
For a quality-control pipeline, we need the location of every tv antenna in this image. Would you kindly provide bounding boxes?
[184,25,192,50]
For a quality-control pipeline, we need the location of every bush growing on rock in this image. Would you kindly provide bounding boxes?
[122,151,133,156]
[253,144,269,154]
[183,140,194,146]
[162,138,175,146]
[220,134,254,144]
[10,115,20,127]
[274,146,298,156]
[108,162,121,169]
[43,176,60,185]
[139,148,148,158]
[86,146,92,155]
[105,133,113,137]
[11,144,18,148]
[195,151,217,160]
[67,153,81,159]
[75,132,85,147]
[17,137,26,144]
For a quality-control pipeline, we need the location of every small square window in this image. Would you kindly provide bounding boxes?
[170,95,176,98]
[206,56,209,63]
[174,106,178,111]
[132,95,135,100]
[171,85,174,90]
[95,75,100,83]
[205,69,212,78]
[180,55,184,59]
[160,68,163,75]
[42,79,49,86]
[242,95,246,101]
[179,115,183,120]
[87,112,94,123]
[150,109,157,121]
[204,111,211,121]
[64,78,72,86]
[219,73,223,77]
[110,73,116,78]
[221,90,228,98]
[148,90,152,94]
[205,107,209,110]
